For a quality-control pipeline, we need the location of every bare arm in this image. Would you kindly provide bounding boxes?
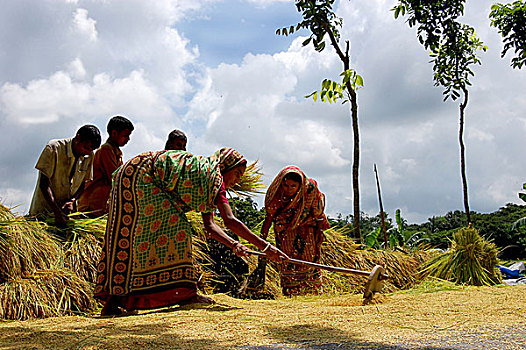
[39,174,68,225]
[260,214,273,240]
[215,201,288,262]
[201,212,239,249]
[62,182,86,215]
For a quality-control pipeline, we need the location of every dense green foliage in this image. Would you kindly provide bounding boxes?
[233,195,526,259]
[489,1,526,69]
[229,197,266,230]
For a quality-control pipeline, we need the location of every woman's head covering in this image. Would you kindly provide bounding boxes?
[217,147,247,173]
[265,166,308,229]
[265,165,305,207]
[265,165,330,231]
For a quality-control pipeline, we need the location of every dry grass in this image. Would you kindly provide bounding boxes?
[1,284,525,349]
[1,203,434,321]
[420,226,502,286]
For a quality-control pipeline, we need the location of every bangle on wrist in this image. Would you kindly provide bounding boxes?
[261,242,271,253]
[231,241,239,249]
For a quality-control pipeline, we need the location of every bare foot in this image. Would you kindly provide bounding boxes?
[178,294,216,307]
[100,306,138,317]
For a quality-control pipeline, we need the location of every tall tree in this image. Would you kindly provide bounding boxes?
[489,0,526,69]
[277,0,364,240]
[393,0,486,223]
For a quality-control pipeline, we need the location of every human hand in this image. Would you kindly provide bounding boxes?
[61,201,76,214]
[54,210,69,227]
[264,244,289,263]
[232,242,249,257]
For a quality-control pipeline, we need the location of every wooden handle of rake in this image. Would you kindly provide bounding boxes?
[246,250,386,279]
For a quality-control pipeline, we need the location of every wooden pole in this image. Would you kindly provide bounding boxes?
[374,164,388,248]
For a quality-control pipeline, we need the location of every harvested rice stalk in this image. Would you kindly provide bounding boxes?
[318,226,430,294]
[63,233,102,284]
[44,212,106,241]
[0,269,97,320]
[0,205,62,282]
[230,161,266,197]
[43,213,106,283]
[419,226,502,286]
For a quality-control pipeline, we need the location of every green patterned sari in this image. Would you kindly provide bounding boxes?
[94,150,226,309]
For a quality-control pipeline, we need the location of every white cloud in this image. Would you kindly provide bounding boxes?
[73,8,98,41]
[1,69,174,125]
[1,71,90,124]
[67,58,87,79]
[1,0,525,223]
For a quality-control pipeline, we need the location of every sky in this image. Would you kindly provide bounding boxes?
[0,0,525,224]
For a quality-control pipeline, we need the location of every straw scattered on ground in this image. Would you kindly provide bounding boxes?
[1,284,525,350]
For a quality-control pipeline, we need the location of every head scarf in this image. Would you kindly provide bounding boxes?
[217,147,247,173]
[265,166,309,230]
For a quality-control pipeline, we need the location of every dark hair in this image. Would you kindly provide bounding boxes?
[76,125,102,148]
[107,115,134,134]
[165,129,187,149]
[284,172,302,184]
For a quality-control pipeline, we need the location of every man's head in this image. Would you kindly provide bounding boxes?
[107,115,134,147]
[165,129,187,151]
[73,125,102,157]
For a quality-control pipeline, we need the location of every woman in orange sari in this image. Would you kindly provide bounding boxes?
[261,166,330,296]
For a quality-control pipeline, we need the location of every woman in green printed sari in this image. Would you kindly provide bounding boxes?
[95,148,287,316]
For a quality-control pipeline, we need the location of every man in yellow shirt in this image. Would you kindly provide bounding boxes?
[29,125,102,227]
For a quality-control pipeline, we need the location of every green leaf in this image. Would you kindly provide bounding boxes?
[356,74,364,87]
[364,226,381,248]
[394,6,401,19]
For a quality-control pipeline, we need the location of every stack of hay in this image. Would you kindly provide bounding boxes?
[0,204,97,320]
[419,226,502,286]
[319,227,431,294]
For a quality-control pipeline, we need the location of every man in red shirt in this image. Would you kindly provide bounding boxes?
[78,116,134,216]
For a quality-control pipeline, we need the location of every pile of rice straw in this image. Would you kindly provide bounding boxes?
[0,201,440,320]
[0,204,97,320]
[0,162,442,319]
[419,226,502,286]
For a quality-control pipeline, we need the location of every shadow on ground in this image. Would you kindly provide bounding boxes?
[241,323,466,350]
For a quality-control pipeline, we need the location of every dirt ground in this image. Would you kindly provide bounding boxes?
[1,285,525,350]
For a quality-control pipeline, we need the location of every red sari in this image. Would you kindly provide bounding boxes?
[265,166,330,296]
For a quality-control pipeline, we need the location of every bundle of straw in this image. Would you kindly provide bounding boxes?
[419,226,502,286]
[46,214,106,284]
[230,160,266,197]
[0,205,98,320]
[0,204,62,282]
[0,269,97,320]
[320,227,430,294]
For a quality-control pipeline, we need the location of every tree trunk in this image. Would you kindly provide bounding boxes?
[459,87,471,224]
[350,88,361,240]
